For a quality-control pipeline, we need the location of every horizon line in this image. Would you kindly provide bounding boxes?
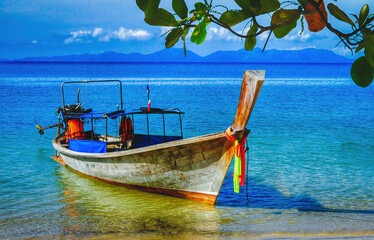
[0,60,354,64]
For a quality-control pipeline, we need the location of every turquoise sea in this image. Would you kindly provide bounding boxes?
[0,62,373,239]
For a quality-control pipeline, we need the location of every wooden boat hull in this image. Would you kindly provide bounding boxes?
[53,132,235,204]
[52,70,265,204]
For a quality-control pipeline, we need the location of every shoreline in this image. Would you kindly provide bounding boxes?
[21,231,374,240]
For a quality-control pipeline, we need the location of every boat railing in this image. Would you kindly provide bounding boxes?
[59,80,184,152]
[62,108,184,152]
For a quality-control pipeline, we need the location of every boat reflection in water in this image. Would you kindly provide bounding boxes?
[56,166,221,238]
[55,160,374,239]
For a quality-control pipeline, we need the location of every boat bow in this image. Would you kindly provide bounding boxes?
[231,70,265,139]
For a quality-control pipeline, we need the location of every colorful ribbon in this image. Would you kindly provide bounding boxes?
[225,126,248,193]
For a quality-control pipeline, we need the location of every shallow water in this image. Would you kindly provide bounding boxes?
[0,62,373,239]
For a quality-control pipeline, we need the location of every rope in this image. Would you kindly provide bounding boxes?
[246,141,249,203]
[81,83,84,106]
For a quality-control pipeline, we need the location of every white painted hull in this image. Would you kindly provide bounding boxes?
[54,132,235,204]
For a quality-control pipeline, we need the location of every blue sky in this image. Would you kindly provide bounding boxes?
[0,0,371,59]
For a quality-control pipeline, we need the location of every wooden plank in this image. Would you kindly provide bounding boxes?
[209,140,235,194]
[51,156,66,166]
[232,70,264,137]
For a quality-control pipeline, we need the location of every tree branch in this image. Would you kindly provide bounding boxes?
[184,1,373,50]
[303,0,371,48]
[208,13,296,40]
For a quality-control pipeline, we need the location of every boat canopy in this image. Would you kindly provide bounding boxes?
[59,80,185,149]
[66,108,184,120]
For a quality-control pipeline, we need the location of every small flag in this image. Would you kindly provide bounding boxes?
[148,100,151,112]
[146,85,150,93]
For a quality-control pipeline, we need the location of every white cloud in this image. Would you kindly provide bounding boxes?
[206,27,243,42]
[288,45,316,50]
[72,30,92,38]
[64,27,152,44]
[92,28,104,37]
[161,27,173,35]
[284,32,311,41]
[258,34,268,41]
[301,33,311,40]
[112,27,152,40]
[64,38,76,44]
[99,35,110,42]
[31,40,37,44]
[333,47,356,57]
[64,30,92,44]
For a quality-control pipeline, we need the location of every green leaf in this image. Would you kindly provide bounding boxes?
[235,0,279,15]
[258,0,280,15]
[364,31,374,48]
[191,20,207,45]
[271,9,300,39]
[351,56,374,87]
[249,0,261,8]
[364,32,374,68]
[194,2,207,12]
[165,28,184,48]
[182,28,189,41]
[172,0,188,19]
[190,3,206,21]
[245,24,258,51]
[136,0,160,17]
[235,0,261,12]
[365,47,374,69]
[327,3,355,26]
[355,42,365,53]
[183,40,187,57]
[182,29,189,57]
[359,4,369,27]
[271,9,299,24]
[219,10,251,27]
[145,8,178,27]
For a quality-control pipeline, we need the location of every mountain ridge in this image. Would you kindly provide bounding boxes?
[2,48,353,63]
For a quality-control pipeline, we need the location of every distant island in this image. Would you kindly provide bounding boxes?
[0,48,353,63]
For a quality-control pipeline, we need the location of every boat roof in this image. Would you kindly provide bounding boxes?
[67,108,184,119]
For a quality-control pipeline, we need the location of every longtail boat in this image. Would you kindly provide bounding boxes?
[44,70,264,205]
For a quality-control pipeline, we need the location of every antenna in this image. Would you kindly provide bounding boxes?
[147,78,151,112]
[77,88,80,103]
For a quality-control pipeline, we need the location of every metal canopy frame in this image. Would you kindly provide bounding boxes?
[60,80,184,147]
[61,80,123,110]
[131,111,184,145]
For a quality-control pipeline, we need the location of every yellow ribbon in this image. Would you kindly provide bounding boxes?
[233,140,241,193]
